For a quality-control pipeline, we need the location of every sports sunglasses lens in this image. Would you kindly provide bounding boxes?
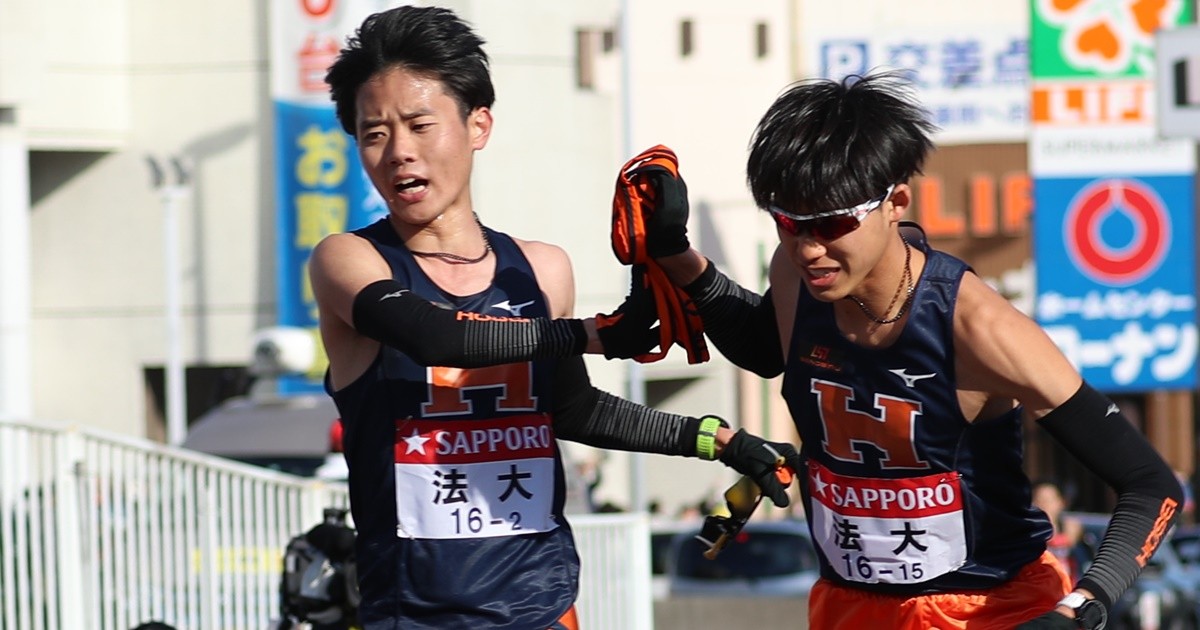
[770,212,801,236]
[724,475,762,520]
[812,214,861,241]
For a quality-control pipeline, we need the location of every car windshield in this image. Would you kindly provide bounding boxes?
[675,530,819,580]
[651,532,678,576]
[1170,533,1200,565]
[235,456,326,477]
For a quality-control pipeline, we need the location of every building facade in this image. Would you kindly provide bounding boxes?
[2,0,1191,516]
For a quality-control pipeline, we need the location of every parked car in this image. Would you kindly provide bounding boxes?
[667,518,820,597]
[650,519,703,600]
[1167,524,1200,569]
[183,394,340,477]
[1071,512,1200,630]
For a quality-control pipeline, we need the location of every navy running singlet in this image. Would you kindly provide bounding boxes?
[782,239,1053,595]
[329,218,580,629]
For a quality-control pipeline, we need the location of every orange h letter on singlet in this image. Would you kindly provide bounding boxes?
[812,380,928,470]
[422,363,538,416]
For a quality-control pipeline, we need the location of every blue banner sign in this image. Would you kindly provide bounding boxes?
[1034,174,1197,391]
[274,101,386,392]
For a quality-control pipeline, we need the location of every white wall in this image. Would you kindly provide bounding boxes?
[26,0,271,431]
[1,0,132,149]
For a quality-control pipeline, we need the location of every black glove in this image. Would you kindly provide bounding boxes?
[594,265,659,359]
[1015,611,1076,629]
[718,429,799,508]
[643,167,691,258]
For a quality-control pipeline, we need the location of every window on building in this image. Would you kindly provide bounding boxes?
[646,377,701,409]
[576,28,597,90]
[755,22,769,59]
[680,19,694,57]
[602,29,616,53]
[144,365,252,441]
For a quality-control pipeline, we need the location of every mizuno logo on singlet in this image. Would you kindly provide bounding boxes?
[491,299,535,316]
[888,368,936,387]
[379,290,409,300]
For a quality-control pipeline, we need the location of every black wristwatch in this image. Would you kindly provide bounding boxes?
[1058,592,1107,630]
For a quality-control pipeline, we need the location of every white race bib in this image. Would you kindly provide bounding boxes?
[808,461,968,584]
[393,415,559,539]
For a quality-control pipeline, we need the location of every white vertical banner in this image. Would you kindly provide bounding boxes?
[270,0,404,103]
[269,0,399,393]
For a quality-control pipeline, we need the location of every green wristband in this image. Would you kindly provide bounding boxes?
[696,416,723,461]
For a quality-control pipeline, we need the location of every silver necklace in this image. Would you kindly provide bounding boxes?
[409,213,492,264]
[846,234,914,325]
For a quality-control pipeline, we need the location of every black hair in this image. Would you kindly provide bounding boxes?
[325,5,496,136]
[746,71,937,216]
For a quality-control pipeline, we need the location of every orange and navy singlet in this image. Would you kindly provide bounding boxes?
[782,237,1054,597]
[330,218,580,629]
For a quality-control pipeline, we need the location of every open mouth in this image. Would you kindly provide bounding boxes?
[394,177,428,196]
[806,268,838,288]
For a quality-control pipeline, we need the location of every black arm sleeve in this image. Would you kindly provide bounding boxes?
[352,279,587,367]
[1037,381,1184,611]
[550,355,701,457]
[683,260,785,377]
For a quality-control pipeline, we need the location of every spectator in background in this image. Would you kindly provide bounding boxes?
[314,418,349,481]
[1177,469,1195,525]
[1032,480,1084,583]
[675,503,702,521]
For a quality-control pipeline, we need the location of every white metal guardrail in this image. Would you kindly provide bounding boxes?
[571,512,653,629]
[0,420,652,630]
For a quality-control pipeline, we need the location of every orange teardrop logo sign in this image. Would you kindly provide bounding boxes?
[1051,0,1087,11]
[1131,0,1167,35]
[1075,22,1121,61]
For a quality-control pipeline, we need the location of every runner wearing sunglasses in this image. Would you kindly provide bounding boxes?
[766,184,894,241]
[642,72,1182,629]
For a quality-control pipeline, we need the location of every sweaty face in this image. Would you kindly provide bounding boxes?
[777,196,895,303]
[354,66,491,226]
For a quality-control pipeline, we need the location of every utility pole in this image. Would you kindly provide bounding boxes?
[0,106,31,423]
[619,0,649,515]
[146,155,191,446]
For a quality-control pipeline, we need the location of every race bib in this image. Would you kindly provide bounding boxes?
[808,461,967,584]
[393,415,559,539]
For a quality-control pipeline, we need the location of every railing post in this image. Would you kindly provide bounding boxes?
[199,471,221,630]
[1,423,23,630]
[55,427,87,630]
[626,513,653,630]
[302,480,332,526]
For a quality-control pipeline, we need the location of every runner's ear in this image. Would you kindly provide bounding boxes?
[886,183,911,219]
[469,106,493,150]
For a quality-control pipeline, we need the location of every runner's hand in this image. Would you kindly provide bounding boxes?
[718,429,799,508]
[594,266,659,359]
[643,168,691,258]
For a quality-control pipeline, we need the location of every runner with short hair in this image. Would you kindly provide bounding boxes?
[646,72,1183,630]
[310,6,798,629]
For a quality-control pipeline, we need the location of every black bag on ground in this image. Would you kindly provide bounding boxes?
[279,508,360,629]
